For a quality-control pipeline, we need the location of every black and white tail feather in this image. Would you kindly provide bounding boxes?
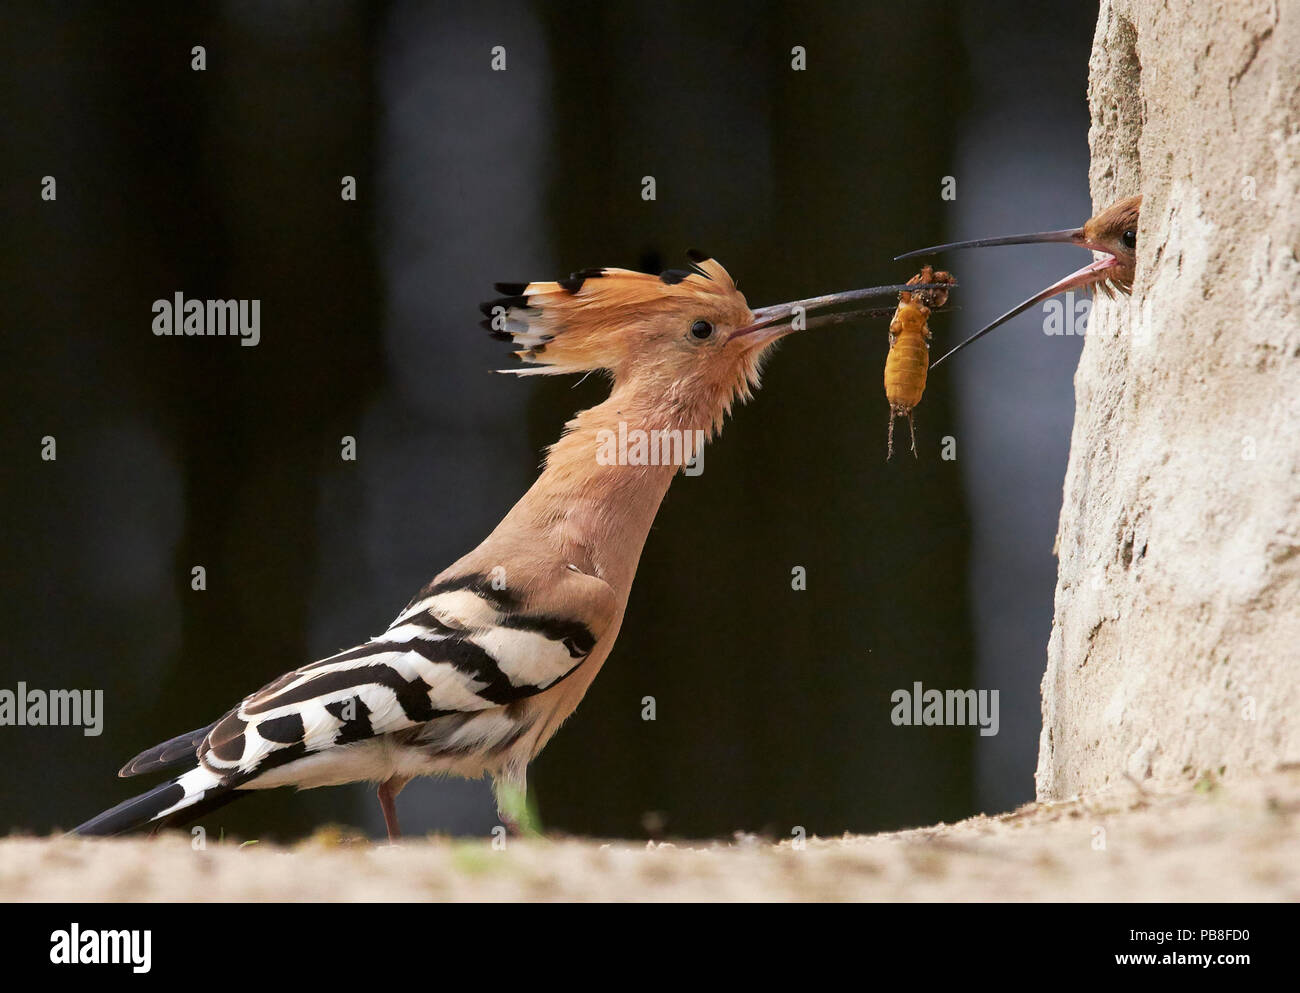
[74,574,597,836]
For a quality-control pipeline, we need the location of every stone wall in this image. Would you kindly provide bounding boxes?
[1037,0,1300,798]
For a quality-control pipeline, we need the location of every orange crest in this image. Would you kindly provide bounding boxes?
[482,251,753,379]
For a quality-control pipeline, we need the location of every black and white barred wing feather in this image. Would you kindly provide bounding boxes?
[74,576,605,835]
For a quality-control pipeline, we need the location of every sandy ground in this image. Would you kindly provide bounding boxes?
[3,768,1297,901]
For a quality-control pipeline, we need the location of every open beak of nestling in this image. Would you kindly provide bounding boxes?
[729,279,956,347]
[893,194,1141,368]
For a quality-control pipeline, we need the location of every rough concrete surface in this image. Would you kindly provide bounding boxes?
[2,768,1295,901]
[1037,1,1300,799]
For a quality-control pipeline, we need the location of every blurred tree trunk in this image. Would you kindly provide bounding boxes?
[1037,1,1300,797]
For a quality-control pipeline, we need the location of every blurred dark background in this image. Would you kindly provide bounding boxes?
[0,0,1095,841]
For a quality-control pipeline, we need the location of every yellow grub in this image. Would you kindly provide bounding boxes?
[885,266,954,459]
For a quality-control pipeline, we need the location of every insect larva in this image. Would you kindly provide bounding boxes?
[885,265,955,460]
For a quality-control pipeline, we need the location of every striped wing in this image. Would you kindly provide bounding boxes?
[195,575,600,786]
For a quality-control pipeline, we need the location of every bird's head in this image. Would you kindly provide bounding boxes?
[896,194,1141,367]
[483,251,929,431]
[1077,194,1141,292]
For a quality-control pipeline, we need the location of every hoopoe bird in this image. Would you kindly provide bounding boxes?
[75,252,932,840]
[897,194,1140,367]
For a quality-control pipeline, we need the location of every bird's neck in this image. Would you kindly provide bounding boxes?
[494,384,709,596]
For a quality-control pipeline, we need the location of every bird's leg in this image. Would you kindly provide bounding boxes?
[908,412,918,459]
[887,412,896,461]
[377,776,409,843]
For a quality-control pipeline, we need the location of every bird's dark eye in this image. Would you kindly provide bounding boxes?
[1121,229,1136,250]
[690,319,714,340]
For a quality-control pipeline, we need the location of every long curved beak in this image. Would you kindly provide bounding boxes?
[730,280,956,346]
[894,225,1119,369]
[929,255,1118,368]
[894,227,1086,259]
